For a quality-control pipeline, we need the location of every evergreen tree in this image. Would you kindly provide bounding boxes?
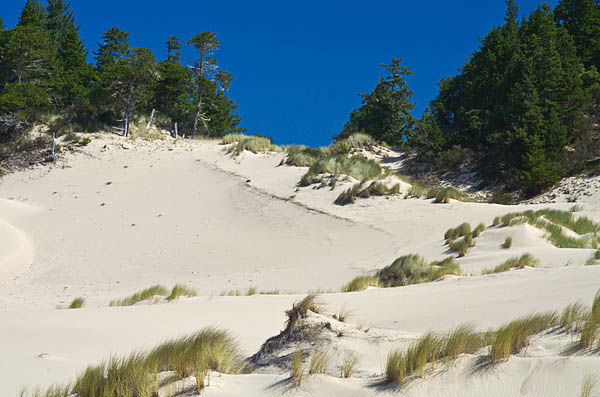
[18,0,47,28]
[0,16,5,30]
[187,31,219,138]
[337,57,415,146]
[94,27,130,72]
[555,0,600,69]
[45,0,77,44]
[166,36,182,63]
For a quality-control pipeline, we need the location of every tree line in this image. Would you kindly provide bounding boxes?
[0,0,244,143]
[339,0,600,195]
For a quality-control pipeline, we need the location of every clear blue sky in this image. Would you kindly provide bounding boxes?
[3,1,558,146]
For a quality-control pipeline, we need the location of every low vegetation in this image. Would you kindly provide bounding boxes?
[291,349,304,386]
[68,297,85,309]
[340,351,360,378]
[340,275,380,292]
[167,284,198,301]
[497,209,600,249]
[504,236,513,249]
[300,154,381,186]
[406,185,465,203]
[335,181,400,205]
[376,255,461,287]
[444,222,483,257]
[561,302,588,335]
[581,374,598,397]
[482,254,539,274]
[309,347,330,375]
[579,292,600,350]
[109,285,169,306]
[223,134,281,156]
[27,327,246,396]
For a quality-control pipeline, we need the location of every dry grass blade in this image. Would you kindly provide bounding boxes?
[309,347,330,375]
[581,374,598,397]
[291,349,304,386]
[340,351,360,378]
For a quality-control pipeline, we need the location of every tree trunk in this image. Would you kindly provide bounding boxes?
[146,109,155,130]
[51,132,55,160]
[174,122,178,138]
[124,99,131,137]
[192,91,202,139]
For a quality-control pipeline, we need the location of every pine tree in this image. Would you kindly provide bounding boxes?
[166,36,182,63]
[0,16,5,30]
[18,0,47,28]
[337,57,415,146]
[555,0,600,69]
[94,27,130,72]
[187,31,219,138]
[45,0,77,44]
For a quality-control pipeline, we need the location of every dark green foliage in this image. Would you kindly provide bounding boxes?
[166,35,182,63]
[555,0,600,69]
[18,0,47,28]
[410,1,594,195]
[337,58,415,146]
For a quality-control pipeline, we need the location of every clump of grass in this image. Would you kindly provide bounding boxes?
[581,374,598,397]
[167,284,197,301]
[337,305,353,322]
[340,351,359,378]
[489,312,559,363]
[431,187,463,203]
[68,297,85,309]
[340,275,380,292]
[570,205,584,213]
[335,181,400,205]
[449,233,475,257]
[300,154,381,186]
[473,223,486,238]
[504,236,513,249]
[596,250,600,260]
[482,253,539,275]
[109,285,169,307]
[377,255,461,287]
[493,216,501,226]
[223,134,280,156]
[444,223,472,241]
[561,302,588,334]
[309,347,330,375]
[586,255,599,266]
[330,133,377,154]
[284,295,322,332]
[291,349,304,386]
[579,292,600,350]
[282,145,328,167]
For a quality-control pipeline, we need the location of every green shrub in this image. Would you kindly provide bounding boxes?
[300,154,381,186]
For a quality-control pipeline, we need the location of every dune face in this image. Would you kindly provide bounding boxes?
[1,134,600,396]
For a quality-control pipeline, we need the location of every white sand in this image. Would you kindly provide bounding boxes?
[1,133,599,395]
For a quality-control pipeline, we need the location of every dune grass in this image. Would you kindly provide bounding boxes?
[482,253,539,275]
[340,351,360,378]
[309,347,330,375]
[561,302,589,334]
[336,305,353,323]
[329,133,377,153]
[385,323,483,385]
[68,297,85,309]
[497,209,600,249]
[489,312,559,363]
[335,180,400,205]
[504,236,513,249]
[291,349,304,386]
[473,223,486,238]
[167,284,197,301]
[300,154,382,186]
[109,285,169,307]
[282,145,328,167]
[581,374,598,397]
[376,255,461,288]
[445,223,472,241]
[431,187,464,203]
[579,292,600,350]
[340,275,380,292]
[223,134,281,156]
[29,327,245,397]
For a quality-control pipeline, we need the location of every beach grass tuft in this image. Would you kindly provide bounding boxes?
[482,254,539,275]
[167,284,197,301]
[377,255,461,287]
[504,236,513,249]
[340,351,360,378]
[300,154,381,186]
[340,275,380,292]
[309,347,331,375]
[68,297,85,309]
[291,349,304,386]
[109,285,169,307]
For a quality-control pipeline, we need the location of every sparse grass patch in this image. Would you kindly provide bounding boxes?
[482,254,539,274]
[223,134,281,156]
[579,292,600,350]
[340,275,380,292]
[431,187,464,203]
[561,302,588,334]
[336,305,353,322]
[504,236,513,249]
[282,145,328,167]
[330,133,377,154]
[340,351,359,378]
[300,154,381,186]
[489,312,559,363]
[167,284,197,301]
[291,349,304,386]
[68,297,85,309]
[581,374,598,397]
[309,347,330,375]
[335,181,400,205]
[109,285,169,306]
[377,255,461,287]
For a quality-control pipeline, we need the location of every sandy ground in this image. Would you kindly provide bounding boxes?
[1,133,599,395]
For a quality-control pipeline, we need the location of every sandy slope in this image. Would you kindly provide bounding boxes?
[1,133,599,395]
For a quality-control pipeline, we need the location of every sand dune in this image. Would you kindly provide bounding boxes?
[1,134,599,395]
